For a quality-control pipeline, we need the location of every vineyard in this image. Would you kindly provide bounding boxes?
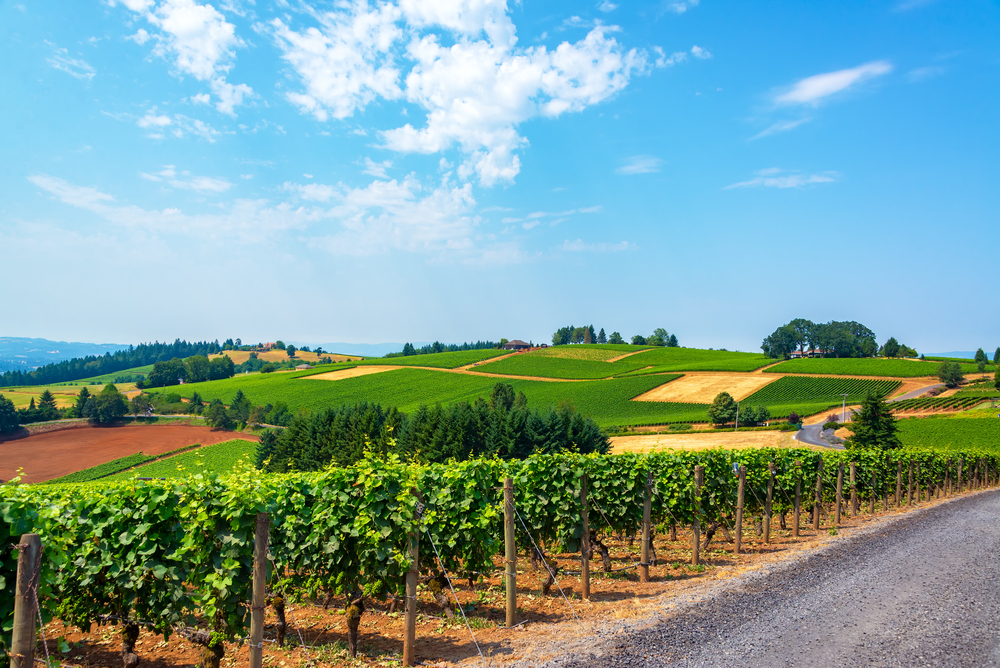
[3,447,999,666]
[890,397,988,412]
[741,377,900,406]
[765,357,990,378]
[897,416,1000,450]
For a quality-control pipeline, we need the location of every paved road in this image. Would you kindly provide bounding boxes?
[889,382,946,402]
[553,490,1000,667]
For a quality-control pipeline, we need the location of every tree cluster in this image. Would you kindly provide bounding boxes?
[388,341,500,357]
[256,383,609,471]
[141,355,235,388]
[761,319,877,359]
[552,325,677,347]
[938,362,965,388]
[877,337,918,358]
[706,392,770,427]
[0,339,228,388]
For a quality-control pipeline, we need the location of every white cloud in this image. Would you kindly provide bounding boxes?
[131,108,221,141]
[501,206,600,228]
[111,0,254,115]
[597,1,618,12]
[361,157,393,178]
[690,45,711,59]
[283,182,338,202]
[908,66,944,82]
[191,92,211,105]
[137,110,172,128]
[616,155,662,175]
[749,118,811,140]
[664,0,699,14]
[268,3,658,187]
[140,165,233,193]
[724,168,839,190]
[240,173,254,179]
[562,238,632,252]
[47,46,96,80]
[775,60,893,106]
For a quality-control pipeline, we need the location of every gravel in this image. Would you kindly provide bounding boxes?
[539,489,1000,667]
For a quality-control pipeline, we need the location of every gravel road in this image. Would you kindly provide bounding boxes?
[545,489,1000,667]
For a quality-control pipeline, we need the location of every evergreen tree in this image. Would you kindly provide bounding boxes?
[75,387,91,418]
[489,382,516,411]
[994,347,1000,365]
[845,392,901,450]
[667,334,679,347]
[974,348,988,365]
[205,399,234,430]
[230,390,253,423]
[0,394,19,433]
[597,328,607,344]
[881,337,901,358]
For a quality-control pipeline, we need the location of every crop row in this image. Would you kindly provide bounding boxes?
[890,397,985,411]
[3,448,996,660]
[766,357,993,378]
[742,376,900,406]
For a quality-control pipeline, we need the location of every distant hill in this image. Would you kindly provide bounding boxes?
[299,342,432,357]
[0,336,128,372]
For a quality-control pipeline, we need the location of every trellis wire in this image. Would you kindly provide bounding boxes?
[511,503,583,626]
[423,528,487,668]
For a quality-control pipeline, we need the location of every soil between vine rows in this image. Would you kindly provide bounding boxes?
[39,488,973,668]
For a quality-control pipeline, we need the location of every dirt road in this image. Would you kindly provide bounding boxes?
[546,489,1000,667]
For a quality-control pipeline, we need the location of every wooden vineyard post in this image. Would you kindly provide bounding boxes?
[764,463,775,544]
[869,471,876,514]
[735,465,746,554]
[835,463,844,526]
[915,463,921,505]
[692,466,703,566]
[669,523,677,542]
[849,462,857,518]
[945,459,951,497]
[793,461,802,539]
[895,461,903,508]
[813,458,824,531]
[404,489,422,665]
[10,533,41,668]
[957,459,963,493]
[503,477,517,629]
[640,472,652,582]
[580,474,590,601]
[250,513,270,668]
[907,460,915,506]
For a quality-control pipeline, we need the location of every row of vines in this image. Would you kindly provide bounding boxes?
[2,447,998,660]
[890,396,986,411]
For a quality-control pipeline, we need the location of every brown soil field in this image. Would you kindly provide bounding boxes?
[633,373,777,403]
[211,350,358,365]
[38,487,980,667]
[305,365,403,381]
[0,424,257,484]
[611,430,804,453]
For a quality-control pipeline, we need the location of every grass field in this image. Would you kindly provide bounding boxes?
[363,349,510,368]
[474,346,772,379]
[765,358,992,377]
[41,453,156,484]
[898,416,1000,450]
[104,439,258,480]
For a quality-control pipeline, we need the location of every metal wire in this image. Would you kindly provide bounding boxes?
[511,504,582,626]
[423,528,487,668]
[265,553,318,663]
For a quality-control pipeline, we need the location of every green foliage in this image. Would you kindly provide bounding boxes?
[286,345,296,358]
[0,395,19,433]
[707,392,737,426]
[204,400,234,429]
[845,392,901,450]
[938,361,965,388]
[975,348,988,365]
[897,416,1000,450]
[92,384,128,423]
[41,454,157,484]
[743,376,899,406]
[881,337,900,358]
[106,440,257,479]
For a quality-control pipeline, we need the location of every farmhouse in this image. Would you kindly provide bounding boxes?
[294,363,314,371]
[790,348,831,359]
[502,340,532,351]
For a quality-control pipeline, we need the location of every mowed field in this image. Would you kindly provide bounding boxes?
[611,430,802,452]
[634,373,777,403]
[306,365,403,381]
[0,424,258,484]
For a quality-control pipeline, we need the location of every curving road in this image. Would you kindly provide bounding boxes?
[546,490,1000,668]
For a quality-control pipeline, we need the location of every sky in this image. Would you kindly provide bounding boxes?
[2,0,998,354]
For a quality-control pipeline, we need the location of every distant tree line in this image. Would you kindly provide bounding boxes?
[139,355,236,388]
[877,337,918,359]
[0,339,228,388]
[386,341,500,358]
[761,319,878,359]
[552,325,678,347]
[256,383,609,470]
[0,384,133,429]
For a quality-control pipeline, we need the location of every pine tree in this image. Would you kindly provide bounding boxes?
[845,392,900,450]
[994,347,1000,365]
[597,328,607,344]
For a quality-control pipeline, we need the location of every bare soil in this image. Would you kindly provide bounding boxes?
[39,487,974,668]
[0,424,257,484]
[610,430,804,453]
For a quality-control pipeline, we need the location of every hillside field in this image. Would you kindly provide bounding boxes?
[766,357,992,378]
[898,415,1000,450]
[104,439,257,480]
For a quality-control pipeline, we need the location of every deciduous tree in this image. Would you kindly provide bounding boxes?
[608,331,624,345]
[938,361,964,388]
[92,384,128,424]
[707,392,738,426]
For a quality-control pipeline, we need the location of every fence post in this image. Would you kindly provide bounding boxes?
[580,473,590,601]
[692,466,703,566]
[793,461,801,539]
[11,533,41,668]
[503,477,516,629]
[250,513,270,668]
[957,459,963,493]
[735,465,746,554]
[403,489,422,665]
[895,461,903,507]
[640,472,652,582]
[869,471,876,514]
[764,463,775,544]
[835,464,844,526]
[908,460,914,506]
[945,459,951,497]
[915,463,921,504]
[849,462,857,518]
[813,458,824,530]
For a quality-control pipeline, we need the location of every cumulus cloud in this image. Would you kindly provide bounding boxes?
[266,2,688,187]
[775,61,893,106]
[616,155,662,175]
[361,158,393,178]
[47,45,96,80]
[111,0,254,115]
[597,1,618,12]
[140,165,233,193]
[724,168,839,189]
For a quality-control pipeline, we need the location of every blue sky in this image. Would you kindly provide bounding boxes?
[2,0,998,354]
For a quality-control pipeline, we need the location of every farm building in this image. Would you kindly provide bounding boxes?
[789,349,832,359]
[503,340,532,351]
[294,363,314,370]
